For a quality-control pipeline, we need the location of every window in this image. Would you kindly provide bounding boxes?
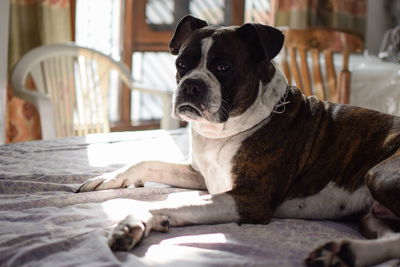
[75,0,123,123]
[124,0,245,129]
[245,0,276,25]
[131,52,176,121]
[75,0,271,131]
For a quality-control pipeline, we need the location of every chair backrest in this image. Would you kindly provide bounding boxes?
[280,29,364,103]
[11,43,136,139]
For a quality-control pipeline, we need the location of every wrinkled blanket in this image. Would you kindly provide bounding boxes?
[0,128,382,266]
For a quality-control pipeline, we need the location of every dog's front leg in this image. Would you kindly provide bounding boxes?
[109,192,239,251]
[77,161,206,192]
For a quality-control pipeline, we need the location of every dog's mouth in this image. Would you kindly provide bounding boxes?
[177,104,203,119]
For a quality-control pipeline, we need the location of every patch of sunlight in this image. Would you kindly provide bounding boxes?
[99,198,151,221]
[98,191,203,222]
[165,191,204,202]
[143,242,225,265]
[159,233,227,245]
[85,130,186,167]
[143,233,227,264]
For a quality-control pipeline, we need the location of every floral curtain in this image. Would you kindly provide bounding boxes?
[275,0,367,37]
[7,0,73,143]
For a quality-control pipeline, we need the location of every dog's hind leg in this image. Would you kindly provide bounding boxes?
[365,150,400,218]
[305,203,400,267]
[305,232,400,267]
[306,150,400,267]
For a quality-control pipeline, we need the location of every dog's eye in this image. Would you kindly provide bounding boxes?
[216,63,232,72]
[176,60,187,70]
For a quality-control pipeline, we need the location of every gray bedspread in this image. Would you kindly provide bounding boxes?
[0,128,375,266]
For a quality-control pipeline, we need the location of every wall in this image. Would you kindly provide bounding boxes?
[366,0,397,55]
[0,0,10,144]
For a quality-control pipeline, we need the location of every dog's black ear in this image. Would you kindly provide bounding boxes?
[169,15,208,55]
[236,23,284,61]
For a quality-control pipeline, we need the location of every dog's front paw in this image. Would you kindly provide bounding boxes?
[108,213,170,251]
[76,173,122,192]
[305,240,355,267]
[77,167,144,192]
[108,216,146,251]
[77,173,125,192]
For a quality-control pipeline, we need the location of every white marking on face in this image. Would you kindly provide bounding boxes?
[199,37,212,69]
[173,38,222,117]
[274,183,374,219]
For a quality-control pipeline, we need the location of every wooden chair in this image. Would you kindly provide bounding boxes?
[11,43,179,140]
[280,29,364,103]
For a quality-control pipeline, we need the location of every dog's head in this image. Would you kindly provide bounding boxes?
[169,15,286,137]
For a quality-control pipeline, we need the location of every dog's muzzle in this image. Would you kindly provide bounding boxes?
[175,78,209,120]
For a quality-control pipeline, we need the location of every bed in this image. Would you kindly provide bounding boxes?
[1,128,394,266]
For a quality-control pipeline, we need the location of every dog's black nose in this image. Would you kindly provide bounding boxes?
[180,79,207,96]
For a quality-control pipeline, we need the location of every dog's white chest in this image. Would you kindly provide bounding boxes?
[190,130,245,194]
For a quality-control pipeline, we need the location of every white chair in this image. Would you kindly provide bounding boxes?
[11,43,179,140]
